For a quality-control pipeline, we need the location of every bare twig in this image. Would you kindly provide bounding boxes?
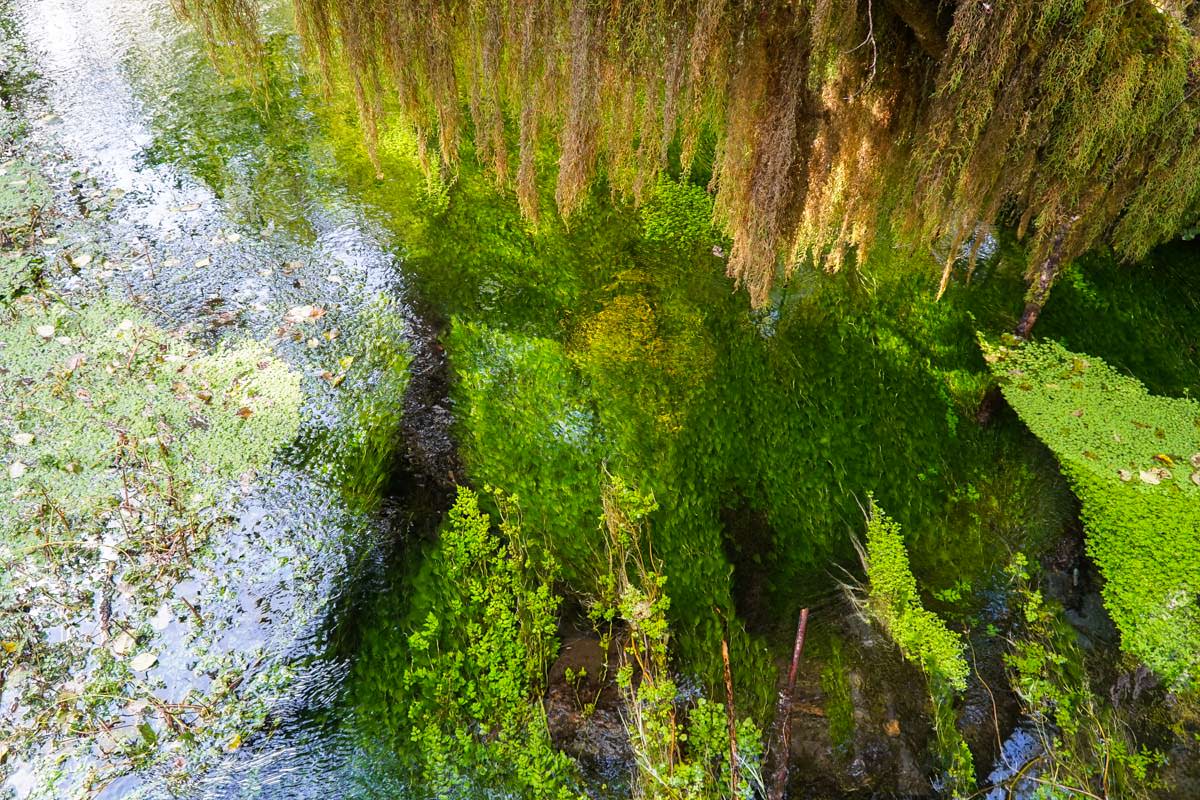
[769,607,810,800]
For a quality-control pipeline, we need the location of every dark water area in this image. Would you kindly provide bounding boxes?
[4,0,1200,798]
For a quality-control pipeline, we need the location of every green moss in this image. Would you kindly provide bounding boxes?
[447,319,604,579]
[861,499,969,692]
[985,337,1200,689]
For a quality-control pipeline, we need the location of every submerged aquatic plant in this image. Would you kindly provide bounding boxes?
[1000,553,1164,799]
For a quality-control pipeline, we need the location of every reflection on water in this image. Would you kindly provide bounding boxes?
[8,0,434,796]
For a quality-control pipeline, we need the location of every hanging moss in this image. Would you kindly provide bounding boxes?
[179,0,1200,307]
[984,337,1200,690]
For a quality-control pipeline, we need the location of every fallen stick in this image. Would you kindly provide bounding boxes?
[716,608,740,798]
[769,607,810,800]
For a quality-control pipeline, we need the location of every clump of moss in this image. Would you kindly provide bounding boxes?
[857,499,969,692]
[984,337,1200,689]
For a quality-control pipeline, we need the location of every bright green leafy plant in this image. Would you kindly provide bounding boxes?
[854,498,974,796]
[984,337,1200,689]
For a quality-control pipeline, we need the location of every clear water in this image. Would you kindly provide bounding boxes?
[7,0,435,796]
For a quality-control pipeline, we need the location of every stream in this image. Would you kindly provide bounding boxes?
[5,0,448,796]
[6,0,1194,798]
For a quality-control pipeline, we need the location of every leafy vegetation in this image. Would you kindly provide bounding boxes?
[1000,553,1164,798]
[349,486,579,798]
[855,499,974,796]
[593,476,764,800]
[985,338,1200,689]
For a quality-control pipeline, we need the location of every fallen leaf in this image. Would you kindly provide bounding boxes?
[129,652,157,671]
[227,733,242,751]
[1192,471,1200,487]
[236,406,253,420]
[10,433,33,447]
[110,631,136,656]
[1,641,17,654]
[285,305,325,324]
[330,373,345,388]
[175,202,200,212]
[8,462,27,479]
[65,352,86,371]
[1117,469,1132,482]
[70,252,92,268]
[1191,454,1200,469]
[1139,470,1161,485]
[1154,454,1175,467]
[35,324,55,339]
[194,257,211,268]
[338,355,355,370]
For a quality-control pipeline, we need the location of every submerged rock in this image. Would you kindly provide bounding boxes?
[784,613,936,798]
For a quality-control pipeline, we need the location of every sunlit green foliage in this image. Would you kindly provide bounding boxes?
[858,499,973,796]
[860,500,968,691]
[985,338,1200,689]
[594,476,763,800]
[1002,554,1163,798]
[185,0,1200,306]
[349,486,579,798]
